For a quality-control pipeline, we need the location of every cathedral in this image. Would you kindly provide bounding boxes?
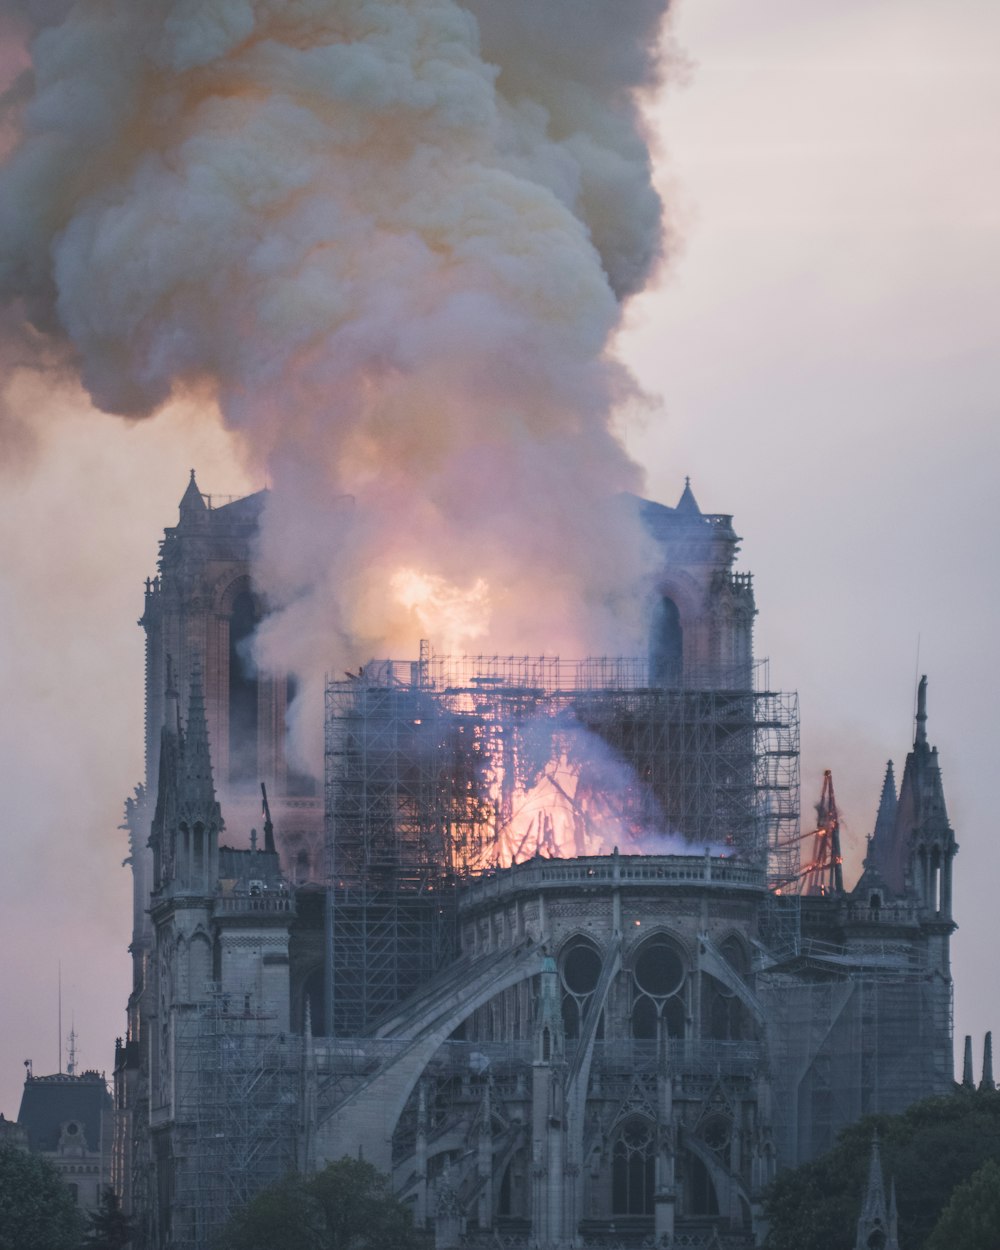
[113,476,957,1250]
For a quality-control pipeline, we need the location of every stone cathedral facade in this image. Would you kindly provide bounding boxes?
[113,477,957,1250]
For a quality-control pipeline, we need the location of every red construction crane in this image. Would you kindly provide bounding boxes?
[798,769,844,896]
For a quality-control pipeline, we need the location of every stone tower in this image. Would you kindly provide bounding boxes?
[854,1133,900,1250]
[640,479,756,688]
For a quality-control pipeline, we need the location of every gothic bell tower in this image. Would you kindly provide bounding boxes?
[136,473,323,883]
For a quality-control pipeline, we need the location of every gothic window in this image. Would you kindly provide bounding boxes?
[704,936,749,1041]
[612,1117,655,1215]
[650,595,683,687]
[228,589,259,786]
[295,850,310,884]
[631,934,687,1041]
[559,938,602,1039]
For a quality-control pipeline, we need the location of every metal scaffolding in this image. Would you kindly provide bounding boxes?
[759,938,942,1167]
[324,652,799,1035]
[169,995,299,1250]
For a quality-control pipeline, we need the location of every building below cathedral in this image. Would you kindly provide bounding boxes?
[16,1068,113,1214]
[113,477,957,1250]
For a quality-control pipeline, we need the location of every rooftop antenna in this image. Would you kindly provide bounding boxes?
[58,961,62,1074]
[67,1021,77,1076]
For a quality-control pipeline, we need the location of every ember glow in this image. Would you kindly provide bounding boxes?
[390,568,491,655]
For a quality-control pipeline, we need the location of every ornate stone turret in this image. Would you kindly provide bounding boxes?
[873,761,897,849]
[531,953,568,1247]
[150,660,222,897]
[178,468,208,528]
[854,1133,899,1250]
[535,954,566,1066]
[870,678,957,918]
[981,1032,995,1092]
[963,1035,976,1088]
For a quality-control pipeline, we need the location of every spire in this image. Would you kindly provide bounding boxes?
[676,476,701,516]
[534,951,565,1064]
[179,469,207,527]
[879,677,955,904]
[150,660,182,889]
[981,1032,995,1092]
[179,657,223,834]
[915,674,928,748]
[872,761,897,845]
[855,1132,898,1250]
[963,1035,975,1088]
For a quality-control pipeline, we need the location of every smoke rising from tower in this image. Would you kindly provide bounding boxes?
[0,0,670,772]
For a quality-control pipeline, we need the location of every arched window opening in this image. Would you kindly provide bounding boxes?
[634,937,685,998]
[562,943,601,994]
[867,1232,886,1250]
[542,1028,551,1062]
[612,1118,655,1215]
[229,590,259,786]
[295,850,310,885]
[650,595,683,687]
[559,939,602,1041]
[704,975,746,1041]
[632,935,687,1040]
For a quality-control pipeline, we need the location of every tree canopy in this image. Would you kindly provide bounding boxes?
[924,1155,1000,1250]
[0,1143,84,1250]
[763,1088,1000,1250]
[216,1156,424,1250]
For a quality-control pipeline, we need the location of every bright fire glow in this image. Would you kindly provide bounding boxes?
[391,568,491,654]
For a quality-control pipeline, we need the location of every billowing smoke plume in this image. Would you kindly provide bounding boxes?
[0,0,670,772]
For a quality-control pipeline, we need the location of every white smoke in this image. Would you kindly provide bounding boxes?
[0,0,671,773]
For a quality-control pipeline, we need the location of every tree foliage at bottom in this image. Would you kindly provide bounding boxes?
[0,1143,84,1250]
[924,1155,1000,1250]
[216,1156,424,1250]
[763,1088,1000,1250]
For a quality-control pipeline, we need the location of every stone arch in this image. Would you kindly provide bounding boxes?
[649,573,699,682]
[317,943,546,1172]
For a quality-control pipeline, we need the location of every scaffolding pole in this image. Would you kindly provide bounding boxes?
[323,654,799,1037]
[169,995,299,1249]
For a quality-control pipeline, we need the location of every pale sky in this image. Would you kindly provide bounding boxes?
[1,0,998,1115]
